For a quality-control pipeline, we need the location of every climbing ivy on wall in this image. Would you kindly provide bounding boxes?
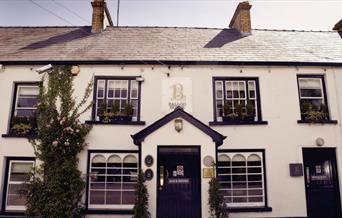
[26,65,93,218]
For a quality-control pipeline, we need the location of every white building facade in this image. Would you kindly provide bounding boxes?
[0,1,342,218]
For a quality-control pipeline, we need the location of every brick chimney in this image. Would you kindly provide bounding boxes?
[229,1,252,35]
[91,0,113,33]
[333,19,342,31]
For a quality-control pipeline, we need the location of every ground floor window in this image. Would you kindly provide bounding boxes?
[217,150,266,208]
[3,158,35,211]
[88,151,138,210]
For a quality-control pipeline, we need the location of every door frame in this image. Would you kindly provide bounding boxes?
[156,145,202,218]
[302,147,342,218]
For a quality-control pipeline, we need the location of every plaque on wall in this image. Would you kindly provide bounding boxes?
[203,168,215,178]
[145,155,154,167]
[145,169,153,181]
[289,163,303,177]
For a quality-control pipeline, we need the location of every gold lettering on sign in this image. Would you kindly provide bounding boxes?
[170,83,186,101]
[168,83,187,110]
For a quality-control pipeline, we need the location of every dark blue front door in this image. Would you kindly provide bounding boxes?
[157,146,201,218]
[303,148,342,218]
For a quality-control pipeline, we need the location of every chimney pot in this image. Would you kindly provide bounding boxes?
[333,19,342,31]
[229,1,252,35]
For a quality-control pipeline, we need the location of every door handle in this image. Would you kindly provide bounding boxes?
[160,166,164,190]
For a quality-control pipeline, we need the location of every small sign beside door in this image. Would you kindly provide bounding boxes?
[289,163,303,177]
[203,168,215,178]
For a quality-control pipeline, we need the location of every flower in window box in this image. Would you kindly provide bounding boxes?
[10,116,37,136]
[301,102,328,122]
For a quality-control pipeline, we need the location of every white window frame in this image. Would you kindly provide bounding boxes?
[214,78,259,122]
[5,159,35,211]
[217,151,265,208]
[88,152,138,210]
[14,84,39,117]
[298,77,325,103]
[94,78,140,122]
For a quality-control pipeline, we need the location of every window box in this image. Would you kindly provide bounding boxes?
[92,77,142,125]
[297,75,334,123]
[99,115,132,123]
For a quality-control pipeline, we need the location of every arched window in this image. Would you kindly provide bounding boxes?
[88,152,138,209]
[217,151,265,208]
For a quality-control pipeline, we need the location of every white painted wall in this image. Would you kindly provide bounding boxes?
[1,64,342,218]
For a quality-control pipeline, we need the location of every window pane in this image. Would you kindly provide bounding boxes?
[106,191,121,204]
[90,191,105,204]
[299,78,321,89]
[122,191,135,204]
[10,162,32,182]
[7,193,27,206]
[18,86,39,96]
[300,89,322,97]
[17,97,38,108]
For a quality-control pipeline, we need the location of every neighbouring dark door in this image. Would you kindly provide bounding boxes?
[157,146,201,218]
[303,148,342,218]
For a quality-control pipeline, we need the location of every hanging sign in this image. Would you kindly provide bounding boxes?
[162,78,192,113]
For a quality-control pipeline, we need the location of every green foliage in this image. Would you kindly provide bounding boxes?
[208,167,228,218]
[246,103,255,119]
[223,104,231,117]
[25,65,93,218]
[111,101,120,115]
[132,169,151,218]
[98,102,107,116]
[301,101,328,122]
[124,102,134,117]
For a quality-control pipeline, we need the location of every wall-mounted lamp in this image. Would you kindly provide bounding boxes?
[174,118,183,132]
[136,76,145,82]
[316,137,325,147]
[71,65,80,76]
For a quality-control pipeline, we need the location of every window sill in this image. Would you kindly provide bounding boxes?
[2,133,37,138]
[297,120,338,124]
[0,211,25,217]
[85,120,146,125]
[85,209,133,215]
[209,120,268,126]
[229,207,272,213]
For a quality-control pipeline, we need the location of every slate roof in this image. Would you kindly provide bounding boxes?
[0,26,341,64]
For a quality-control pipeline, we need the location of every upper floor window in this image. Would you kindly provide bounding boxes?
[213,77,262,123]
[297,75,330,122]
[9,83,39,136]
[3,158,35,211]
[88,152,138,209]
[217,151,267,208]
[93,77,141,123]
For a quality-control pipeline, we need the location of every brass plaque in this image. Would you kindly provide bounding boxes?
[203,168,215,178]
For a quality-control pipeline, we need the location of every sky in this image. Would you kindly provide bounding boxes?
[0,0,341,31]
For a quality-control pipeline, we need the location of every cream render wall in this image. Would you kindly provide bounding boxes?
[1,64,342,218]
